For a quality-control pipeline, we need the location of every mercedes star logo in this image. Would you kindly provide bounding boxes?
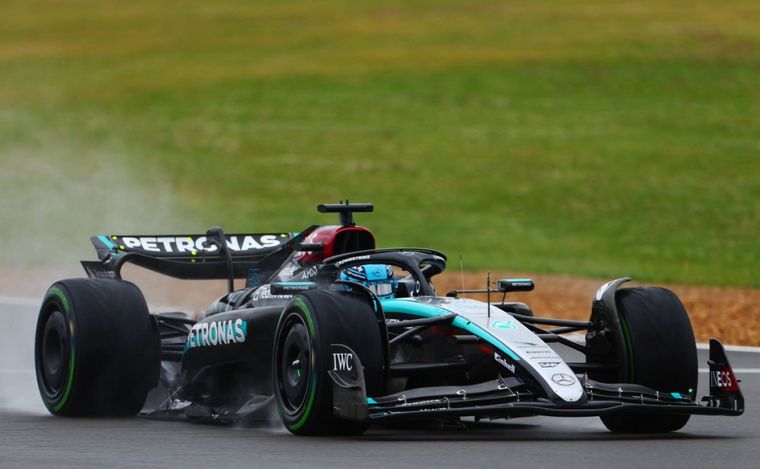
[551,373,576,386]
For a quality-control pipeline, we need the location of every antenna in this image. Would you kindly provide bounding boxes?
[459,255,465,291]
[487,271,492,318]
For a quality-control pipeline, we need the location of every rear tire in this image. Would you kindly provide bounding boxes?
[599,287,697,433]
[273,290,385,436]
[35,279,160,416]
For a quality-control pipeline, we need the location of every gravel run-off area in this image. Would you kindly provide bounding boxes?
[2,265,757,346]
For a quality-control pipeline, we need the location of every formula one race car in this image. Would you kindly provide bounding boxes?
[34,202,744,435]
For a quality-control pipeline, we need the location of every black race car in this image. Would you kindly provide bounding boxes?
[35,202,744,435]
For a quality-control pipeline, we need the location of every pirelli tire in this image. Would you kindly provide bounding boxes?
[601,287,698,433]
[272,290,385,436]
[35,278,160,416]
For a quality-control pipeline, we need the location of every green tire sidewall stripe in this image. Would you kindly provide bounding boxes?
[47,286,76,413]
[285,297,317,432]
[618,309,636,382]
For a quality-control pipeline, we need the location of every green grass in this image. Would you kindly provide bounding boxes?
[1,0,758,287]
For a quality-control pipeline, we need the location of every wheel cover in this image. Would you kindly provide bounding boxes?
[39,309,69,398]
[276,314,312,414]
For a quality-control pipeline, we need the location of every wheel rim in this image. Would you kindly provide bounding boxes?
[39,309,69,398]
[276,313,311,414]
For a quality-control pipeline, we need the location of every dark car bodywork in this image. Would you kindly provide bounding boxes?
[81,203,744,426]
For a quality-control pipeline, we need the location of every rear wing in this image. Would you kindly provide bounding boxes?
[91,233,293,260]
[81,202,376,284]
[82,228,316,282]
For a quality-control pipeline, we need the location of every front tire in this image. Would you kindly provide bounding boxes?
[35,279,160,416]
[599,287,698,433]
[273,290,385,436]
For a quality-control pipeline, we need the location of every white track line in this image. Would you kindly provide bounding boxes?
[0,296,40,307]
[9,366,757,374]
[3,295,760,353]
[696,343,760,353]
[0,295,187,313]
[5,367,758,374]
[564,333,760,353]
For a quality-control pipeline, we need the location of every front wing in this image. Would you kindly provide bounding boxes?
[330,339,744,423]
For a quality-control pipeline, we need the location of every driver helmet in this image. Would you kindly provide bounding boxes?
[339,264,398,300]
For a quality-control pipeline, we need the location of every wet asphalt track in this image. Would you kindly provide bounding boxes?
[2,298,758,468]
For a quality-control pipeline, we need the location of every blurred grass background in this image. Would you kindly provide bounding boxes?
[1,0,758,287]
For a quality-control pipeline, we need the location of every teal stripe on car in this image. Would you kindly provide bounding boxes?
[382,299,447,318]
[98,235,116,250]
[382,299,520,361]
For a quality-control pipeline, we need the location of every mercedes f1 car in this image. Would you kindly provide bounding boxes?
[35,203,744,435]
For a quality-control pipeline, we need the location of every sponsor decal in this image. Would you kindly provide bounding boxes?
[538,361,560,368]
[251,285,292,302]
[118,235,283,254]
[272,282,317,292]
[81,262,118,279]
[300,266,319,279]
[246,268,262,288]
[494,353,516,373]
[525,349,558,357]
[277,264,298,279]
[332,352,353,371]
[335,255,371,267]
[399,399,442,408]
[511,281,532,287]
[551,373,576,386]
[186,318,247,349]
[490,320,517,330]
[710,368,739,391]
[513,341,558,358]
[514,341,541,348]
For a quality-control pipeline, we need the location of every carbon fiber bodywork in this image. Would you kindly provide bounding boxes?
[76,203,743,429]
